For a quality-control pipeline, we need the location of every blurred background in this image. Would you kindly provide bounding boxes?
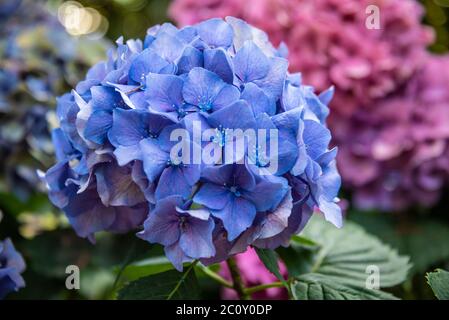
[1,0,449,300]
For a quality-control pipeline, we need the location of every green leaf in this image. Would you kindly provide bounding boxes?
[254,248,286,285]
[351,212,449,275]
[113,244,173,288]
[287,215,410,300]
[117,266,200,300]
[276,244,317,278]
[290,235,320,248]
[118,256,174,282]
[427,269,449,300]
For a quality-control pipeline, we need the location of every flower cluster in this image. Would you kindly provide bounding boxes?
[45,17,341,270]
[220,248,287,299]
[337,55,449,211]
[0,0,109,199]
[0,238,26,299]
[170,0,433,117]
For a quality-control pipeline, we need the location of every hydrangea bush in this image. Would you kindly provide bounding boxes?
[0,0,108,199]
[45,17,342,270]
[337,55,449,211]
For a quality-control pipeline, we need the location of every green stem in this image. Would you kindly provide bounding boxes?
[199,265,233,288]
[245,281,285,295]
[226,257,250,300]
[167,260,198,300]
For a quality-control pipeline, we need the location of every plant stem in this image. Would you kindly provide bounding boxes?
[167,260,198,300]
[199,265,233,288]
[226,257,250,300]
[245,281,285,295]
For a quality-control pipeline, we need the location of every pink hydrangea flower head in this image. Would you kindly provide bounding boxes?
[336,55,449,211]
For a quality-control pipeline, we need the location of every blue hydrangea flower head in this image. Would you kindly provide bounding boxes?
[45,17,342,270]
[0,238,26,299]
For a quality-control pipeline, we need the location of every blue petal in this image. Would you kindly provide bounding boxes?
[114,144,143,166]
[211,197,256,241]
[225,17,276,54]
[108,203,148,233]
[196,18,233,48]
[177,46,204,75]
[179,217,215,259]
[316,147,338,167]
[140,138,169,182]
[257,190,292,239]
[234,41,270,83]
[317,197,342,228]
[252,57,288,101]
[319,161,341,201]
[302,119,331,160]
[90,86,125,112]
[207,100,256,130]
[95,163,145,207]
[241,83,276,117]
[137,196,182,246]
[64,186,116,239]
[204,48,234,83]
[243,175,289,212]
[276,128,299,175]
[83,110,113,145]
[148,31,186,63]
[183,67,240,113]
[51,128,75,162]
[164,243,192,272]
[155,164,200,200]
[145,73,184,116]
[304,87,330,123]
[129,48,174,84]
[109,108,151,147]
[45,162,76,209]
[254,202,313,249]
[318,86,334,106]
[193,183,231,210]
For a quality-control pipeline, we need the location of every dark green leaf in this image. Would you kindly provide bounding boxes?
[255,248,287,286]
[117,267,200,300]
[276,245,316,278]
[351,213,449,275]
[118,256,174,282]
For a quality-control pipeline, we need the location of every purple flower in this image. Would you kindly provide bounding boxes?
[0,238,25,299]
[138,196,215,271]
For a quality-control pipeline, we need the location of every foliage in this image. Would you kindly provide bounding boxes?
[426,269,449,300]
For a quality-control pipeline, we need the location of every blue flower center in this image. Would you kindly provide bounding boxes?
[250,145,269,168]
[229,186,241,197]
[167,158,185,167]
[198,98,213,112]
[212,126,231,147]
[178,216,188,231]
[147,130,159,139]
